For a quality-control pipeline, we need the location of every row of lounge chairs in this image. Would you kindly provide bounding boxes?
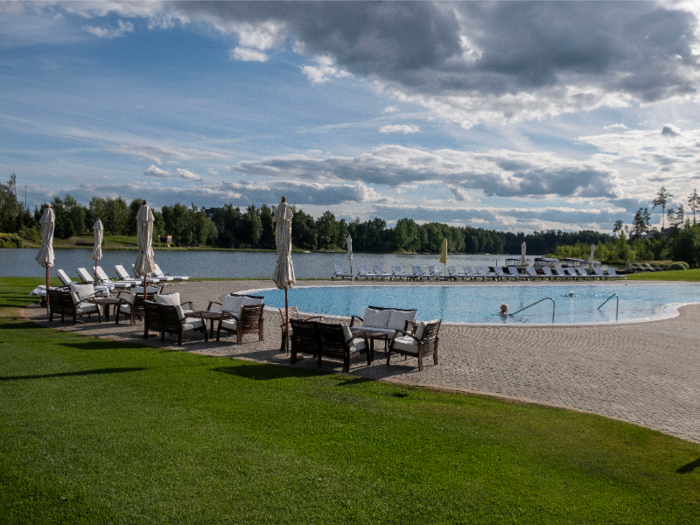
[53,264,189,293]
[332,264,625,281]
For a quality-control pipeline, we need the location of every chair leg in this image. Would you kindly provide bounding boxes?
[386,349,392,366]
[178,331,183,345]
[161,331,165,342]
[317,355,323,368]
[236,329,242,345]
[344,355,350,373]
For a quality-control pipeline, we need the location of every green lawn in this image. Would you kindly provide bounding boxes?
[1,277,700,523]
[627,268,700,281]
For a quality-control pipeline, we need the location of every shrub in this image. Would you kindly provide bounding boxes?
[0,233,23,248]
[666,262,689,271]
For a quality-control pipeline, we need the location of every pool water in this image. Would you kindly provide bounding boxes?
[255,283,700,325]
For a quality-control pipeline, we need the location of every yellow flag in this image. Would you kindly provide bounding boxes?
[439,238,448,264]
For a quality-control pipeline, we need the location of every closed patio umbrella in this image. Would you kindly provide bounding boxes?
[521,241,527,268]
[92,219,103,281]
[440,238,448,274]
[589,244,596,270]
[273,197,296,353]
[346,234,353,281]
[133,202,156,328]
[35,205,54,309]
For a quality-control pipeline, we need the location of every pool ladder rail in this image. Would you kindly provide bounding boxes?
[598,293,619,321]
[509,297,556,323]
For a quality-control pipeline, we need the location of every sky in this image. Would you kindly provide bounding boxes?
[2,1,700,233]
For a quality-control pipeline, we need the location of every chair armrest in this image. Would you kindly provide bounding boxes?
[181,301,194,309]
[350,315,363,327]
[392,329,421,343]
[207,301,222,311]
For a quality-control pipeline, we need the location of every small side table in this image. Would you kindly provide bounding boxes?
[93,297,122,323]
[194,310,224,339]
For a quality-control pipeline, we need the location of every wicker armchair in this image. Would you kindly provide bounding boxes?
[316,322,371,373]
[387,320,441,371]
[48,288,101,325]
[279,306,324,351]
[217,304,265,344]
[143,301,208,345]
[289,319,321,364]
[114,286,162,326]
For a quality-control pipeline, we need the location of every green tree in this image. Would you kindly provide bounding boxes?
[631,208,650,239]
[652,186,673,230]
[291,207,317,250]
[259,204,275,249]
[688,189,700,224]
[315,211,337,250]
[669,223,700,267]
[612,219,624,237]
[104,197,129,235]
[0,174,19,233]
[126,199,144,236]
[243,205,263,247]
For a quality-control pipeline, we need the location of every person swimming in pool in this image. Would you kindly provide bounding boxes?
[499,303,509,315]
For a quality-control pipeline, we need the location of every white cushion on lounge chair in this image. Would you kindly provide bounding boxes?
[182,317,204,331]
[387,310,416,331]
[363,308,391,329]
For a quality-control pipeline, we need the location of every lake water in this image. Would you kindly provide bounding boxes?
[251,283,700,325]
[0,248,521,280]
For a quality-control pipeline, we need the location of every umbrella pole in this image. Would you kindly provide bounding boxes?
[45,267,50,312]
[285,288,289,355]
[94,260,97,281]
[143,275,148,339]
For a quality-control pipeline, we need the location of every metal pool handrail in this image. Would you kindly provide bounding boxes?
[597,293,619,320]
[509,297,555,322]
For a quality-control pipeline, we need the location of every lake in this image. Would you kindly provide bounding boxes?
[0,248,526,280]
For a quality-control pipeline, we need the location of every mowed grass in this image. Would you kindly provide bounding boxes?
[627,268,700,281]
[1,278,700,524]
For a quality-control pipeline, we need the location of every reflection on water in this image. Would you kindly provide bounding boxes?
[0,249,525,279]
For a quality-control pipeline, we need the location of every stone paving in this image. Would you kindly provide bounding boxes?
[23,279,700,443]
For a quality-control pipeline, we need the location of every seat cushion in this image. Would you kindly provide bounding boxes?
[349,338,367,353]
[221,295,244,315]
[415,319,440,339]
[221,318,237,330]
[363,308,390,329]
[70,283,95,304]
[392,335,418,352]
[119,303,131,314]
[182,317,204,331]
[387,310,416,331]
[75,304,99,315]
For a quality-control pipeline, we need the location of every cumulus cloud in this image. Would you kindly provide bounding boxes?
[449,186,470,201]
[83,19,134,39]
[175,168,201,181]
[661,124,681,137]
[604,123,628,131]
[379,124,420,134]
[230,46,268,62]
[235,145,621,199]
[301,55,351,84]
[144,165,171,178]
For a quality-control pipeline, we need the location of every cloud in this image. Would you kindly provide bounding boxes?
[229,47,268,62]
[301,55,351,84]
[109,144,227,164]
[382,106,400,113]
[234,145,621,199]
[175,168,201,181]
[449,186,470,201]
[83,19,134,39]
[144,165,171,178]
[379,124,420,134]
[604,124,628,131]
[661,124,681,137]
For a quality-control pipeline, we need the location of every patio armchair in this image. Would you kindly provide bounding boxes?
[289,319,321,364]
[48,284,102,325]
[386,319,441,372]
[114,285,162,325]
[316,322,370,373]
[207,293,264,343]
[279,306,324,352]
[372,265,392,280]
[332,264,353,280]
[391,266,409,280]
[143,300,207,345]
[217,304,265,345]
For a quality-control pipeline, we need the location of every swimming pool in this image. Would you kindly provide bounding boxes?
[253,283,700,325]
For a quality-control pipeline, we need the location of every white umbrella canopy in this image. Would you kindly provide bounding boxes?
[92,219,103,279]
[133,202,156,280]
[273,197,295,353]
[521,242,527,267]
[346,234,353,280]
[35,205,54,309]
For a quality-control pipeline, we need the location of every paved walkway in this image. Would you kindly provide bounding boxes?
[24,279,700,443]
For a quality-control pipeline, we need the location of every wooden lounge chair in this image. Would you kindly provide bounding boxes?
[462,266,476,280]
[56,268,76,289]
[506,266,522,280]
[115,264,159,285]
[428,266,445,281]
[279,306,324,352]
[331,264,353,280]
[289,319,321,364]
[96,266,134,290]
[412,266,427,281]
[356,264,374,280]
[391,266,409,280]
[373,265,392,280]
[76,267,114,294]
[316,322,370,373]
[387,319,441,372]
[447,266,464,280]
[475,266,493,280]
[154,263,188,281]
